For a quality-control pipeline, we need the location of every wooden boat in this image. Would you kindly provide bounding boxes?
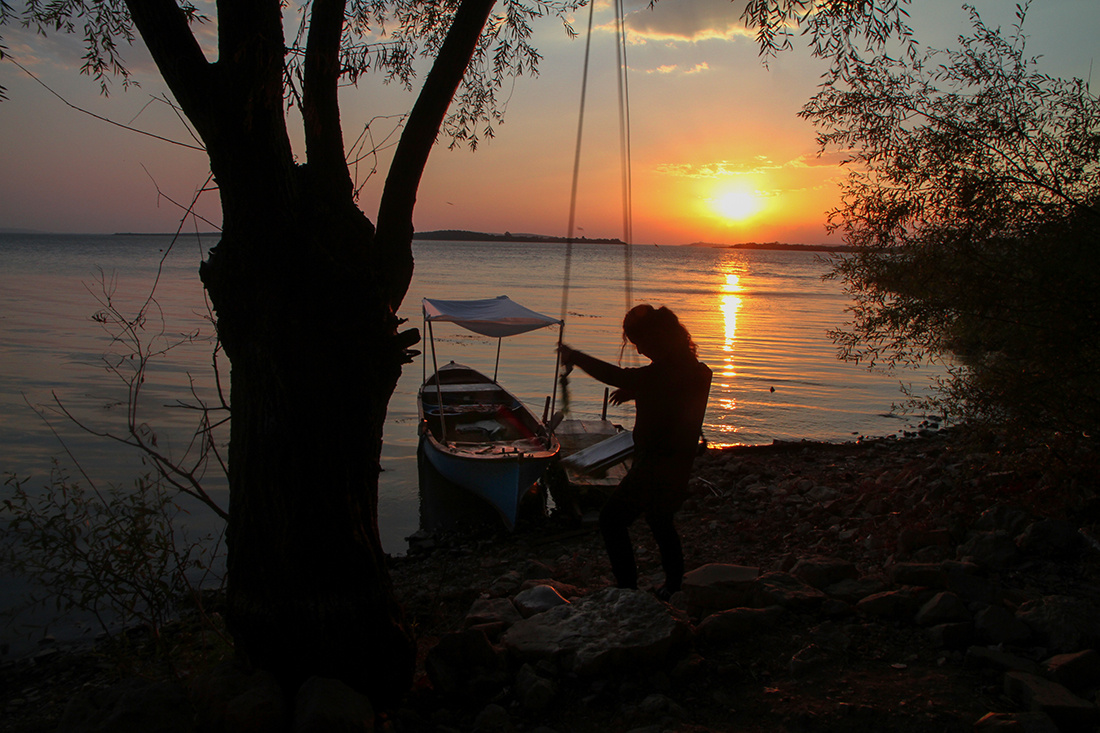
[418,297,563,529]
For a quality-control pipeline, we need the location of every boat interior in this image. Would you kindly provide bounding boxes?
[420,380,547,450]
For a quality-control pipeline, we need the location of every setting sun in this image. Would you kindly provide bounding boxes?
[712,189,762,223]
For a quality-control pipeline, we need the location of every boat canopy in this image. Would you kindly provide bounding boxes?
[422,296,562,338]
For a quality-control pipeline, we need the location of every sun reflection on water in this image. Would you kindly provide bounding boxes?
[721,272,742,376]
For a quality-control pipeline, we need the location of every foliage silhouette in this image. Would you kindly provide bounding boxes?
[801,3,1100,435]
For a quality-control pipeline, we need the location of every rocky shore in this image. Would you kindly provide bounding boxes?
[5,430,1100,732]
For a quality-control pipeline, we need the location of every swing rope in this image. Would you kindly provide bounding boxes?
[613,0,634,315]
[560,0,635,323]
[555,0,636,420]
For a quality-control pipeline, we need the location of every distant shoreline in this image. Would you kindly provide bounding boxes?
[2,229,852,252]
[687,241,856,252]
[413,230,625,245]
[415,230,852,251]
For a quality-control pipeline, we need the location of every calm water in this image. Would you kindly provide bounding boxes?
[0,232,936,650]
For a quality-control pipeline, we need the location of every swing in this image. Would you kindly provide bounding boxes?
[552,0,637,477]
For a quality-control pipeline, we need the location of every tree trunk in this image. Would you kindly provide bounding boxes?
[200,171,417,701]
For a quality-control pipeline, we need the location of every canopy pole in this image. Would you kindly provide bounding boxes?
[426,315,447,444]
[548,324,564,434]
[493,337,502,383]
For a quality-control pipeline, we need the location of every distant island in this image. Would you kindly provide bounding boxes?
[414,230,853,251]
[687,241,856,252]
[414,230,624,245]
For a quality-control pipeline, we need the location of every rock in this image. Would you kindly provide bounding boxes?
[1043,650,1100,694]
[60,678,195,733]
[819,598,853,617]
[696,606,784,644]
[972,711,1059,731]
[823,576,888,604]
[974,605,1032,646]
[958,531,1020,569]
[473,703,512,732]
[293,677,374,733]
[513,585,570,618]
[790,556,857,590]
[789,643,831,676]
[975,505,1032,535]
[809,621,851,652]
[514,664,557,712]
[1016,596,1100,655]
[856,588,927,620]
[189,662,287,733]
[965,647,1042,675]
[1003,671,1100,731]
[637,691,684,721]
[681,563,759,611]
[425,628,506,701]
[915,591,970,626]
[888,562,946,588]
[806,485,839,503]
[488,570,525,598]
[523,560,555,580]
[897,527,952,556]
[1016,519,1083,558]
[501,587,691,676]
[670,653,707,682]
[465,597,523,629]
[942,561,1000,605]
[927,622,973,650]
[519,578,584,599]
[750,571,827,610]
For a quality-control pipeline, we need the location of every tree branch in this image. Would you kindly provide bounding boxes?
[123,0,215,140]
[375,0,498,311]
[303,0,352,199]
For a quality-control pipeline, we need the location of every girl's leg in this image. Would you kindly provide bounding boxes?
[646,511,684,593]
[599,494,642,589]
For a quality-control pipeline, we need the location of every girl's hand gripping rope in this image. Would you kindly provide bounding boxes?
[557,344,577,415]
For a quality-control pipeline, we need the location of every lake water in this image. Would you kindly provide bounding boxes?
[0,232,937,651]
[0,232,941,547]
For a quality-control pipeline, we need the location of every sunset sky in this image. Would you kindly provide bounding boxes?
[1,1,1096,245]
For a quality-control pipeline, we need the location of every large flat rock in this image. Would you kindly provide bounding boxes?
[501,587,690,676]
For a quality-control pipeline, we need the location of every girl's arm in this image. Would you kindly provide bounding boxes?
[559,345,636,389]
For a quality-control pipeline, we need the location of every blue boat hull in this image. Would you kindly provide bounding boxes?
[418,363,560,530]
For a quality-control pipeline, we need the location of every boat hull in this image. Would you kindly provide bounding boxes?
[418,363,559,530]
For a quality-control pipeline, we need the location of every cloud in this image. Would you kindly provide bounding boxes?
[655,152,847,179]
[787,150,851,168]
[656,158,771,178]
[623,0,754,43]
[645,61,709,75]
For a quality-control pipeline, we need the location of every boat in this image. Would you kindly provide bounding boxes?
[417,296,563,529]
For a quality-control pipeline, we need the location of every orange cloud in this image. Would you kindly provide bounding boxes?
[623,0,754,43]
[654,151,849,180]
[645,61,710,75]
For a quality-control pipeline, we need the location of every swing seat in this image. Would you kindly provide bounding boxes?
[560,430,634,475]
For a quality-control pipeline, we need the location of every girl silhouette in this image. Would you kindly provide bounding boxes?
[559,304,712,599]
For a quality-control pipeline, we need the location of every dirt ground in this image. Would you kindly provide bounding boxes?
[3,430,1098,732]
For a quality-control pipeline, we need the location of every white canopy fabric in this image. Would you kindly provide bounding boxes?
[422,296,562,338]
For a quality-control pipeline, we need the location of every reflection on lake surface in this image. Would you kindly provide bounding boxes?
[717,270,743,418]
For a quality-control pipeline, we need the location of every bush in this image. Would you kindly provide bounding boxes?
[802,4,1100,434]
[1,466,224,651]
